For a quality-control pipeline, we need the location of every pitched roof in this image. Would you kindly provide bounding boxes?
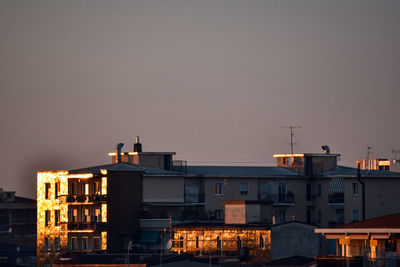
[337,213,400,229]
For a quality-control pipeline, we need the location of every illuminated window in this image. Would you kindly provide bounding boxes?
[240,183,248,195]
[94,181,100,195]
[71,209,78,223]
[215,183,223,195]
[54,237,60,252]
[83,208,90,222]
[259,235,265,248]
[352,183,358,196]
[85,183,89,195]
[55,182,60,199]
[54,210,60,226]
[45,210,50,226]
[95,208,101,222]
[45,183,50,199]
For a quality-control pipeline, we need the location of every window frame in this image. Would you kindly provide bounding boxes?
[240,183,248,195]
[215,182,223,195]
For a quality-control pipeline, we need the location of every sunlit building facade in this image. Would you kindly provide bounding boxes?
[37,164,144,266]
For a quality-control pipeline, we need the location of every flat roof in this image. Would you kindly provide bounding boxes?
[108,152,176,156]
[273,153,340,157]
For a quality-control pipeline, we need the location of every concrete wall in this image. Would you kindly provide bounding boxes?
[143,175,184,203]
[271,222,321,260]
[107,170,143,253]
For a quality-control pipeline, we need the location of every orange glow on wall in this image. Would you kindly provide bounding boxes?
[171,227,270,257]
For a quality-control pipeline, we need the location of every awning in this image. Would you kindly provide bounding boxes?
[140,231,160,244]
[329,178,344,193]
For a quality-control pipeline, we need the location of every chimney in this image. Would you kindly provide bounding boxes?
[115,143,124,163]
[322,145,330,154]
[134,136,142,152]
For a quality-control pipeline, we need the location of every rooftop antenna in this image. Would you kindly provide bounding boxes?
[281,126,301,154]
[367,146,372,159]
[392,149,400,161]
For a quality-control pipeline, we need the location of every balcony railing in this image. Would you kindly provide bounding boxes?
[306,194,316,201]
[64,222,107,231]
[61,194,107,204]
[328,193,344,205]
[258,192,295,205]
[184,193,205,203]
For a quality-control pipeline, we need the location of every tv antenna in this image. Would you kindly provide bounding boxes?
[392,149,400,161]
[281,126,301,154]
[367,146,372,159]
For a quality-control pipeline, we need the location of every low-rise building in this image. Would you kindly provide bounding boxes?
[315,213,400,265]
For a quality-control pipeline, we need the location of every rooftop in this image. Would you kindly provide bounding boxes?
[337,213,400,229]
[69,163,183,176]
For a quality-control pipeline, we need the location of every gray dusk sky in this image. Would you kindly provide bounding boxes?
[1,0,400,198]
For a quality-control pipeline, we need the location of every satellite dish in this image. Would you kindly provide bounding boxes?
[166,240,172,249]
[287,157,294,165]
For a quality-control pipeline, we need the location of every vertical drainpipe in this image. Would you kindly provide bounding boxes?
[357,163,365,221]
[116,143,124,164]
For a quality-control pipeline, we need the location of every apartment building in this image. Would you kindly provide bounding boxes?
[37,140,400,264]
[0,189,36,265]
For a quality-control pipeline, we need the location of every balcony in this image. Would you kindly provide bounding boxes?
[328,193,344,205]
[184,193,205,204]
[259,192,295,205]
[65,222,107,231]
[306,194,316,201]
[61,194,107,204]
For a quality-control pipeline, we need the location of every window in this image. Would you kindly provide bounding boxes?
[45,238,50,253]
[259,235,265,248]
[352,210,359,222]
[335,208,344,224]
[94,181,100,195]
[54,210,60,226]
[318,210,322,224]
[352,183,358,196]
[278,210,286,223]
[71,237,78,250]
[317,184,322,196]
[82,236,88,250]
[70,182,77,195]
[215,209,223,220]
[84,183,89,195]
[45,183,50,199]
[45,210,50,226]
[196,236,199,248]
[94,237,100,250]
[83,208,90,222]
[95,208,101,222]
[215,183,223,195]
[71,209,78,223]
[55,182,60,199]
[278,183,287,202]
[240,183,248,195]
[54,237,60,252]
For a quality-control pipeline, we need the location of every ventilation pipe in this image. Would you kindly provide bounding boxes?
[322,145,330,154]
[357,163,365,221]
[134,136,142,152]
[115,143,124,163]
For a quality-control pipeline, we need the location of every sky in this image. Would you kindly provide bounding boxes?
[1,0,400,198]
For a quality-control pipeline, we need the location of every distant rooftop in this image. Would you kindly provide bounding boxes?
[69,163,183,176]
[185,166,300,177]
[337,213,400,229]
